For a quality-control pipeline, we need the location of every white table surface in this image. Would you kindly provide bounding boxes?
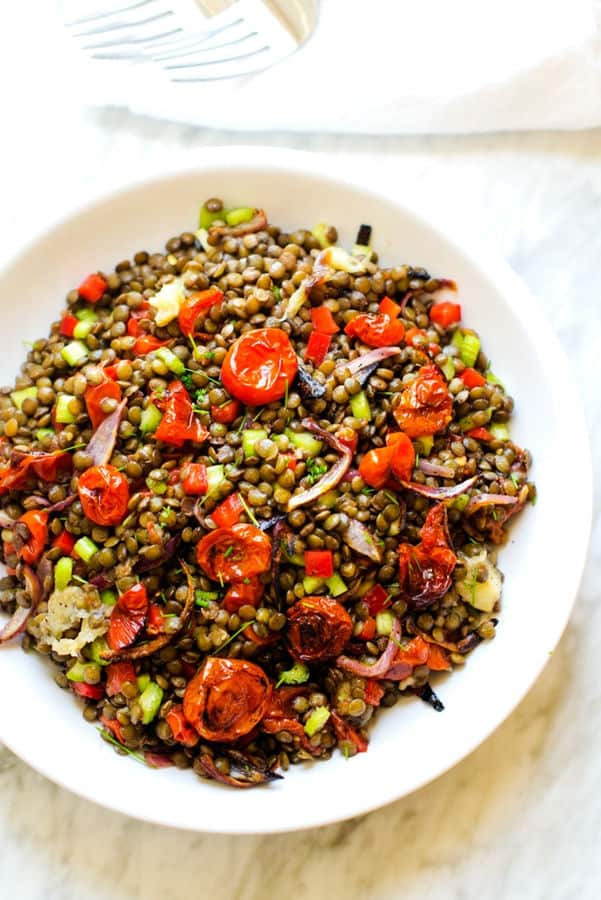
[1,87,600,899]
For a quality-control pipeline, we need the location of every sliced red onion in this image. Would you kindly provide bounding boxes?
[26,495,50,508]
[45,494,77,514]
[380,661,413,681]
[418,459,455,479]
[196,748,281,788]
[0,564,41,644]
[144,751,174,769]
[86,399,127,466]
[342,468,360,483]
[135,535,180,573]
[342,519,383,563]
[208,208,267,240]
[399,475,478,500]
[339,346,401,378]
[36,555,54,602]
[287,419,352,512]
[336,617,401,678]
[89,573,113,590]
[464,493,519,516]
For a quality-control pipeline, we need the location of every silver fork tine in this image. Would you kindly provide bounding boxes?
[65,0,157,28]
[83,27,182,50]
[165,44,269,70]
[74,11,174,38]
[150,31,257,61]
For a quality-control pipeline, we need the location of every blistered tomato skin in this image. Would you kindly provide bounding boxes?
[195,524,272,582]
[286,596,353,663]
[393,364,452,437]
[77,464,130,526]
[221,328,298,406]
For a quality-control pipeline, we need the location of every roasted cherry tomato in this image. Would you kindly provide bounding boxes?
[429,301,461,328]
[165,704,199,746]
[358,446,394,489]
[398,503,457,608]
[183,656,272,742]
[221,328,298,406]
[330,710,368,753]
[393,635,430,667]
[466,426,494,442]
[426,644,451,671]
[286,596,353,663]
[393,364,452,438]
[196,524,271,582]
[147,603,167,635]
[72,682,105,700]
[18,509,49,564]
[260,687,321,754]
[310,306,339,334]
[363,584,389,615]
[210,399,240,425]
[379,296,401,318]
[84,378,122,430]
[181,463,208,495]
[0,451,72,495]
[154,380,208,447]
[78,273,107,304]
[386,431,416,482]
[178,288,224,337]
[126,303,151,337]
[106,661,137,697]
[223,576,264,613]
[107,583,148,651]
[344,313,405,348]
[78,464,130,526]
[364,680,385,707]
[133,335,168,355]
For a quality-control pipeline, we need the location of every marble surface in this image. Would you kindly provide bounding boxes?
[1,98,601,898]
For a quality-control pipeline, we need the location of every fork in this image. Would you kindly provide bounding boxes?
[64,0,318,82]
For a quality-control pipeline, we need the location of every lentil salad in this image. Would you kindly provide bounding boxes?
[0,200,534,788]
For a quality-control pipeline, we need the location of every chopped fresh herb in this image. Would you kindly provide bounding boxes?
[243,577,251,585]
[214,621,252,655]
[384,491,398,505]
[510,472,520,488]
[223,545,234,558]
[98,728,148,765]
[238,493,260,528]
[361,486,376,495]
[306,457,328,484]
[491,509,498,521]
[195,589,219,607]
[273,285,281,302]
[180,370,194,390]
[71,574,89,586]
[217,570,224,588]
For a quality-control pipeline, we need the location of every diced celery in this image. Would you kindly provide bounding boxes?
[325,573,348,597]
[206,464,225,493]
[312,223,334,249]
[36,427,55,441]
[460,332,481,367]
[242,428,268,458]
[276,662,310,688]
[10,386,37,409]
[285,429,323,457]
[156,346,185,375]
[486,370,504,387]
[452,493,470,512]
[140,402,162,434]
[451,329,464,350]
[139,682,164,724]
[225,207,254,227]
[303,575,324,594]
[194,228,214,256]
[199,205,227,230]
[54,557,73,591]
[376,610,394,636]
[195,589,219,606]
[55,393,77,424]
[73,320,95,340]
[304,706,330,737]
[137,674,151,693]
[88,636,110,667]
[459,408,492,432]
[351,244,373,261]
[283,549,305,566]
[350,390,371,421]
[489,422,510,440]
[74,536,98,562]
[414,435,434,456]
[319,490,339,509]
[100,589,117,606]
[441,358,456,382]
[75,308,98,322]
[61,340,88,366]
[146,476,167,495]
[66,660,88,682]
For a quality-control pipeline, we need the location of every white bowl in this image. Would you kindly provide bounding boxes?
[0,148,591,833]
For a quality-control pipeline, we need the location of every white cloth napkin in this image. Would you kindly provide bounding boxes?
[52,0,601,133]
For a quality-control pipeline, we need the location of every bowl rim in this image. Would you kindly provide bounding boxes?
[0,147,592,833]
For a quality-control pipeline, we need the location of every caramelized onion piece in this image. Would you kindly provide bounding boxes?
[336,617,401,678]
[0,564,41,644]
[86,399,127,466]
[287,419,352,512]
[399,475,478,500]
[342,518,383,563]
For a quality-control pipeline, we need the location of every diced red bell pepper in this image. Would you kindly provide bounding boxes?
[178,288,224,337]
[182,463,208,495]
[147,603,167,636]
[429,301,462,328]
[223,576,264,613]
[108,583,148,651]
[211,492,244,528]
[100,715,125,743]
[287,455,298,470]
[154,380,208,447]
[427,644,451,671]
[305,330,331,366]
[210,399,240,425]
[106,661,137,697]
[466,426,494,442]
[126,302,151,338]
[379,296,401,319]
[363,584,390,615]
[18,509,49,564]
[304,549,334,578]
[103,361,121,380]
[165,704,199,746]
[460,367,486,388]
[60,315,78,337]
[134,335,168,355]
[84,378,122,430]
[52,529,76,556]
[335,426,358,453]
[394,635,430,667]
[78,273,107,304]
[404,327,428,347]
[356,616,376,641]
[310,306,339,334]
[72,682,105,700]
[364,680,385,707]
